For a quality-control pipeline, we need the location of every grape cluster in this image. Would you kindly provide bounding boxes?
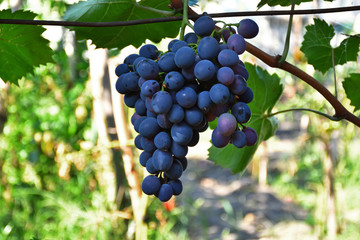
[115,16,259,202]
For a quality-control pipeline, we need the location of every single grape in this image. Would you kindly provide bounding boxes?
[231,102,251,123]
[243,127,258,146]
[154,131,172,150]
[151,91,173,114]
[231,130,247,148]
[217,113,237,136]
[139,117,161,138]
[158,183,174,202]
[194,60,216,82]
[139,44,159,59]
[171,122,193,145]
[158,52,178,72]
[217,67,235,85]
[211,127,230,148]
[131,112,141,125]
[230,75,247,95]
[209,83,230,105]
[132,56,146,72]
[142,175,161,195]
[152,149,173,171]
[227,34,246,55]
[167,104,185,123]
[115,63,130,77]
[194,15,215,37]
[184,107,204,127]
[175,46,196,69]
[237,18,259,39]
[136,59,159,80]
[134,116,146,133]
[140,80,160,97]
[122,72,140,92]
[165,71,185,91]
[218,49,239,67]
[221,27,236,42]
[176,86,197,108]
[197,36,219,60]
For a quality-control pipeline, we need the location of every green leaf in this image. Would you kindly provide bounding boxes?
[208,64,283,174]
[343,73,360,112]
[300,18,360,74]
[257,0,334,8]
[0,10,53,84]
[64,0,181,50]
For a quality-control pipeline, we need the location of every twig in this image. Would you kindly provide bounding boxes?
[0,6,359,27]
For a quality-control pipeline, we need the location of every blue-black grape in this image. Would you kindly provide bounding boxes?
[146,158,159,174]
[209,83,230,105]
[217,113,237,136]
[231,130,247,148]
[139,44,159,59]
[211,127,230,148]
[217,67,235,85]
[176,86,197,108]
[171,122,193,145]
[139,117,161,138]
[158,183,173,202]
[151,91,173,114]
[227,34,246,55]
[165,71,185,91]
[158,52,178,72]
[218,49,239,67]
[115,63,130,77]
[197,37,219,60]
[230,75,247,95]
[171,141,188,158]
[194,60,216,81]
[168,179,183,195]
[154,131,172,150]
[243,127,258,146]
[152,149,173,171]
[167,104,185,123]
[139,151,152,167]
[231,102,251,123]
[175,46,196,68]
[197,91,212,113]
[136,59,159,80]
[184,107,203,127]
[142,175,161,195]
[184,32,198,44]
[237,18,259,39]
[194,15,215,37]
[140,80,160,97]
[165,159,183,179]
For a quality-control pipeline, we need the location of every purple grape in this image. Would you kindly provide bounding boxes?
[243,127,258,146]
[238,87,254,103]
[140,136,156,153]
[211,127,230,148]
[137,59,159,80]
[151,91,173,114]
[175,46,196,68]
[115,63,130,77]
[139,44,159,59]
[232,63,249,80]
[158,183,173,202]
[158,52,178,72]
[171,40,188,53]
[197,36,219,60]
[217,67,235,85]
[218,49,239,67]
[227,34,246,55]
[152,149,173,171]
[197,91,212,113]
[176,86,197,108]
[154,131,172,151]
[167,104,185,123]
[165,159,183,179]
[139,117,161,138]
[124,53,140,66]
[171,122,193,145]
[230,75,247,95]
[156,114,172,129]
[141,80,160,97]
[217,113,237,136]
[194,15,215,37]
[237,18,259,39]
[184,107,204,127]
[184,32,198,44]
[231,102,251,123]
[171,141,188,158]
[209,83,230,105]
[194,60,216,82]
[168,179,183,195]
[165,71,185,91]
[231,130,247,148]
[142,175,161,195]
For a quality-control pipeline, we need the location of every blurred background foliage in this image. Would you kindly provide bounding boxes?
[0,0,360,239]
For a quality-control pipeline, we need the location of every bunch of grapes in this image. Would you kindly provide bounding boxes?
[114,16,259,202]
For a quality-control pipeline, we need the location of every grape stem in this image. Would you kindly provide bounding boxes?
[179,0,190,40]
[278,0,295,65]
[266,108,342,121]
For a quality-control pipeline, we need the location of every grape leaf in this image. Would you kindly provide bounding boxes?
[64,0,181,50]
[342,73,360,112]
[208,63,283,174]
[257,0,334,8]
[0,10,53,84]
[300,18,360,74]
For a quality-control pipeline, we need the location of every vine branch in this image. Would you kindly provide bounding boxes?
[0,6,360,27]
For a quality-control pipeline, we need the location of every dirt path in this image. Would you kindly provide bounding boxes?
[176,159,317,240]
